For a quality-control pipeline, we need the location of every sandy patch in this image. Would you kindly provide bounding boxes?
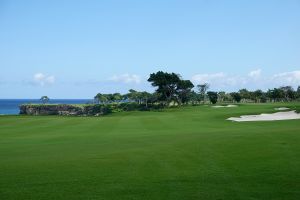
[227,111,300,122]
[212,105,238,108]
[274,107,290,111]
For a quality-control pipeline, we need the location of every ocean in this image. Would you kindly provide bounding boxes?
[0,99,93,115]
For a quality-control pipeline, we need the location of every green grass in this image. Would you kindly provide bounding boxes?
[1,103,300,200]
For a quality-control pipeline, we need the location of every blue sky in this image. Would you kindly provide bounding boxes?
[0,0,299,98]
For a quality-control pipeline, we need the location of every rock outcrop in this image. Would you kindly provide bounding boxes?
[19,104,109,116]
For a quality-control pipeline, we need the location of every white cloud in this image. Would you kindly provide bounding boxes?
[248,69,261,79]
[271,70,300,85]
[191,69,300,91]
[33,73,55,86]
[191,72,226,83]
[191,72,246,90]
[109,73,141,84]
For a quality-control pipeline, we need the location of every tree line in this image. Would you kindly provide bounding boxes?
[94,71,300,106]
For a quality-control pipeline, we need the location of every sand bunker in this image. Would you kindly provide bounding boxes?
[274,107,290,111]
[212,105,238,108]
[227,111,300,122]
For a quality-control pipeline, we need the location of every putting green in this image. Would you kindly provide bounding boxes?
[0,103,300,200]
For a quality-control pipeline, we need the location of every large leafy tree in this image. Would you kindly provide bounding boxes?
[176,80,194,104]
[148,71,181,105]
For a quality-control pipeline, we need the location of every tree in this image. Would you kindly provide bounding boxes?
[239,89,250,102]
[127,89,139,103]
[148,71,181,105]
[207,91,218,104]
[94,93,108,104]
[197,83,209,103]
[280,86,295,101]
[105,94,114,103]
[140,91,152,107]
[230,92,241,103]
[112,93,122,102]
[176,80,194,105]
[148,92,160,105]
[94,93,101,104]
[267,88,284,102]
[253,89,263,103]
[224,93,233,102]
[189,91,200,105]
[218,91,226,102]
[40,96,50,104]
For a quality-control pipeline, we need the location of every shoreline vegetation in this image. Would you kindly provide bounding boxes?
[19,71,300,116]
[19,103,164,116]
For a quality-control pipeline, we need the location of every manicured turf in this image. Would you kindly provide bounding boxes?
[1,103,300,200]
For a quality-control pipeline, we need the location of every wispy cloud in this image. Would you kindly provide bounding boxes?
[33,73,55,86]
[108,73,141,84]
[191,72,226,83]
[191,69,300,91]
[191,72,246,90]
[248,69,261,79]
[271,71,300,85]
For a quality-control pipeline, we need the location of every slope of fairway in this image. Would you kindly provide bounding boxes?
[0,104,300,200]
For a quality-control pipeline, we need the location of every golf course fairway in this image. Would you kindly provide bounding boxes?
[0,103,300,200]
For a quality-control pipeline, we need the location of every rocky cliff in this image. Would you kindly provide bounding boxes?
[19,104,110,116]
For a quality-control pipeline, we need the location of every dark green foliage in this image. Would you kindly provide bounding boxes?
[147,71,182,104]
[230,92,242,103]
[253,89,263,102]
[84,104,113,115]
[147,71,196,105]
[280,86,296,101]
[40,96,50,104]
[239,89,250,100]
[176,80,194,104]
[207,91,218,104]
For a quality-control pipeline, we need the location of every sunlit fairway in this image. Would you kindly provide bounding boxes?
[1,103,300,200]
